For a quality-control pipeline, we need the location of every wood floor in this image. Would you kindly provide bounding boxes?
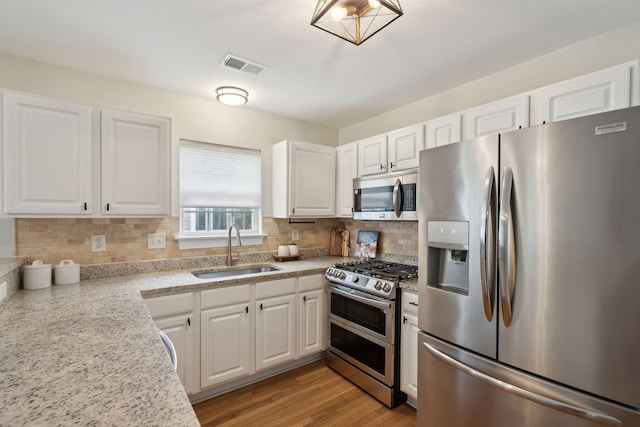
[193,360,417,426]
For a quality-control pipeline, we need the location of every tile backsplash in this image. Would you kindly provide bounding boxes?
[15,217,418,266]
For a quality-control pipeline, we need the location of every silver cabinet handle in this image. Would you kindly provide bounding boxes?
[480,166,496,321]
[423,342,622,426]
[498,167,516,327]
[392,178,402,218]
[157,328,177,371]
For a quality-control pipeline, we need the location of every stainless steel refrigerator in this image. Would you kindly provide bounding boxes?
[417,106,640,426]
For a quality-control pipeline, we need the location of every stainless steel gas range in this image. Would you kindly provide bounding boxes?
[324,259,418,408]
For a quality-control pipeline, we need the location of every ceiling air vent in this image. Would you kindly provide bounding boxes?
[221,54,267,76]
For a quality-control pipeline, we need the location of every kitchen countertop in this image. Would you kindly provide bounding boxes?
[0,256,348,426]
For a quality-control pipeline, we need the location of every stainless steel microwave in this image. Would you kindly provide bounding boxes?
[353,169,418,221]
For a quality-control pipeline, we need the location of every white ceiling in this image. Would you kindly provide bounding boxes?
[1,0,640,129]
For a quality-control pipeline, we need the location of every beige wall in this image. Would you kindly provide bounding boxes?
[339,20,640,143]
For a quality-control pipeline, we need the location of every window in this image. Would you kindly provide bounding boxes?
[178,140,263,248]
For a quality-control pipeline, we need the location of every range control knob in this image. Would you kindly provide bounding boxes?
[374,281,383,290]
[339,272,346,280]
[352,276,359,283]
[383,283,392,293]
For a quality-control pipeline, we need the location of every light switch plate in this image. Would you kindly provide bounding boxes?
[92,235,106,252]
[148,233,166,249]
[291,229,299,242]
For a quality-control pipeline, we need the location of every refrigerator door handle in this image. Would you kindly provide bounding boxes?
[498,167,516,327]
[480,166,496,321]
[392,178,402,217]
[423,342,622,427]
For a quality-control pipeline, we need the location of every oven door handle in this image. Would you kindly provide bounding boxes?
[330,285,392,310]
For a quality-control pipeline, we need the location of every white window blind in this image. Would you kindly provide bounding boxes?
[180,140,261,208]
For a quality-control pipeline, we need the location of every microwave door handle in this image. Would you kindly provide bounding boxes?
[480,166,496,321]
[423,343,622,426]
[498,167,516,327]
[392,179,402,217]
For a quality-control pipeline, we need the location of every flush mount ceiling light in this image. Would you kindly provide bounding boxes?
[311,0,403,45]
[216,86,249,106]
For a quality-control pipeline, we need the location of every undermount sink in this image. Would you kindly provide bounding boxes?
[192,265,282,279]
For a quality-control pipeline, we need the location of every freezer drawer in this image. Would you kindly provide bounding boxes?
[418,333,640,427]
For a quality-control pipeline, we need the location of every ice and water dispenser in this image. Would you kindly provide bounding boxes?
[426,221,470,295]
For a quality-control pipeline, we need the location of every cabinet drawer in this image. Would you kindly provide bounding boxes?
[201,284,251,310]
[255,278,296,299]
[298,274,324,292]
[402,290,419,314]
[145,292,194,318]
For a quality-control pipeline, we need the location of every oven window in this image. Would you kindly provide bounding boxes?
[331,292,387,336]
[331,323,386,375]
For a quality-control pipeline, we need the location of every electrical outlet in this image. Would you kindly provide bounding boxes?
[91,235,106,252]
[148,233,166,249]
[0,281,7,303]
[291,229,299,242]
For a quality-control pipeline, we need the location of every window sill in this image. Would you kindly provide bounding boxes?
[176,234,266,250]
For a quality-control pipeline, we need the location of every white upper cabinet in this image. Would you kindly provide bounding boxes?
[272,140,336,218]
[388,124,425,171]
[529,62,634,126]
[358,134,388,176]
[2,90,92,215]
[335,142,358,217]
[462,94,529,140]
[425,113,462,148]
[101,110,171,216]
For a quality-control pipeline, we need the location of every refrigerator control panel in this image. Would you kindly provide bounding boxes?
[427,221,469,247]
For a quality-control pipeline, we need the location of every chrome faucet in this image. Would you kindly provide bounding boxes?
[227,224,242,266]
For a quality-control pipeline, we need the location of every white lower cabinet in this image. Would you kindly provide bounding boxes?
[298,274,325,357]
[200,285,252,389]
[147,274,326,399]
[401,290,419,402]
[144,292,198,395]
[256,278,297,370]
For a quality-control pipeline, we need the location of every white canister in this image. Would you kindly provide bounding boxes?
[277,245,290,256]
[23,260,52,290]
[54,260,80,285]
[288,244,299,256]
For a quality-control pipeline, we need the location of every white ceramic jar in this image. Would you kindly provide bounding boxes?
[277,245,290,256]
[54,260,80,285]
[288,244,299,256]
[23,260,52,290]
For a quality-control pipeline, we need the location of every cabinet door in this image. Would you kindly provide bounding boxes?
[2,91,92,214]
[401,311,419,401]
[462,95,529,140]
[425,113,462,148]
[298,289,324,358]
[530,63,632,126]
[146,292,197,394]
[101,109,170,215]
[336,143,358,217]
[289,141,336,217]
[388,124,425,171]
[358,135,388,175]
[256,293,296,370]
[201,302,252,388]
[154,314,197,394]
